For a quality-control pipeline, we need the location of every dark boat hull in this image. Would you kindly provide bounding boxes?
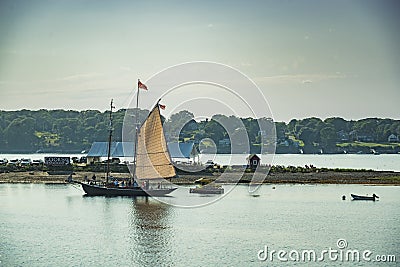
[78,182,177,197]
[351,194,378,201]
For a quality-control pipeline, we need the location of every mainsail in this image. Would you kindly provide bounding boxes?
[134,104,176,180]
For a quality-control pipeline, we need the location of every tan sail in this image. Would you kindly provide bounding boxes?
[134,105,176,180]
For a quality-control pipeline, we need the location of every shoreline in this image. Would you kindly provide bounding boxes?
[1,170,399,185]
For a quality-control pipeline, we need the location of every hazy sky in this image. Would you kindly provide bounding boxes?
[0,0,399,122]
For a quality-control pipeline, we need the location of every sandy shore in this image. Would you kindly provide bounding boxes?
[1,170,400,185]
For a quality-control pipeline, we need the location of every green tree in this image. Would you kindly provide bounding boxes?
[203,119,226,144]
[275,121,287,140]
[325,117,349,132]
[3,117,38,151]
[320,126,337,149]
[298,127,318,145]
[163,110,195,141]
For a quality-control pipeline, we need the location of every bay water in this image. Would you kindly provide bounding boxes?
[200,153,400,172]
[1,183,399,266]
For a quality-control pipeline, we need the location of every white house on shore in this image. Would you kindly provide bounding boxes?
[388,134,399,142]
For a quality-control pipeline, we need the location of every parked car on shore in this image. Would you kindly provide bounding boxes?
[32,159,44,166]
[72,156,87,165]
[205,160,215,168]
[102,157,121,164]
[20,158,32,166]
[79,156,87,163]
[8,159,20,166]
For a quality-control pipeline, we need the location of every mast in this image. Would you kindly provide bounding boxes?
[132,80,141,184]
[106,99,115,184]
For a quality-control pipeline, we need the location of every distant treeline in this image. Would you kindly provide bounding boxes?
[0,109,148,153]
[0,109,399,154]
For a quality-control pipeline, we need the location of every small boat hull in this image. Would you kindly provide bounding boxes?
[78,182,177,197]
[189,187,224,194]
[351,194,379,201]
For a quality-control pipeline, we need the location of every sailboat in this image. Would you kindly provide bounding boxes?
[71,80,177,197]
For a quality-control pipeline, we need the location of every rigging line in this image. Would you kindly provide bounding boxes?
[69,183,82,191]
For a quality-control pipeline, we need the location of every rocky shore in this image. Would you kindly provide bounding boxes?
[1,170,399,185]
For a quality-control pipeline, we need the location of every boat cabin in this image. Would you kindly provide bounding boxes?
[247,154,260,170]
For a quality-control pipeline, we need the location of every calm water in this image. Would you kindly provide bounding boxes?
[1,184,399,266]
[201,154,400,172]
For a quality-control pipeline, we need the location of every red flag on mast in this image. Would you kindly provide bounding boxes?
[159,104,166,110]
[138,80,148,90]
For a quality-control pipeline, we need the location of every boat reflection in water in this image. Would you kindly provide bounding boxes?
[128,197,174,266]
